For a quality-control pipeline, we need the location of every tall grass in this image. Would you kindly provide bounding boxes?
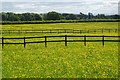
[2,22,119,78]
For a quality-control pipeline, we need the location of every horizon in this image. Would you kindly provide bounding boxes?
[1,11,119,16]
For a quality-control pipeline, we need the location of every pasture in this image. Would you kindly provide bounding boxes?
[2,22,119,78]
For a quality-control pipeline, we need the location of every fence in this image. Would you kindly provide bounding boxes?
[1,28,119,34]
[1,35,120,48]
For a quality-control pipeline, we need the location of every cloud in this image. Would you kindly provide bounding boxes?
[14,3,38,9]
[2,0,87,2]
[2,1,118,15]
[2,0,119,3]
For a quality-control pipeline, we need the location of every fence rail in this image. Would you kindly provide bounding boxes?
[0,35,120,48]
[1,28,119,34]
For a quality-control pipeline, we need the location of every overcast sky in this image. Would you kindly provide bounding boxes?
[1,0,120,15]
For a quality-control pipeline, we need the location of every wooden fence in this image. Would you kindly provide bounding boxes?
[1,28,119,34]
[1,35,120,48]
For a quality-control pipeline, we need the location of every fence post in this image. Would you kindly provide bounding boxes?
[2,37,4,48]
[50,29,51,33]
[9,30,10,34]
[58,29,59,34]
[87,30,89,33]
[65,29,66,33]
[102,29,103,33]
[21,27,22,31]
[115,29,116,33]
[80,30,81,34]
[18,30,20,34]
[45,36,47,47]
[94,30,96,33]
[109,29,110,33]
[24,37,26,48]
[65,35,67,46]
[84,35,86,46]
[102,36,104,46]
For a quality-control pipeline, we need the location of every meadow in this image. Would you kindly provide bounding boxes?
[2,22,119,78]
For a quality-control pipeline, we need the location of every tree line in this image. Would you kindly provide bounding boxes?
[1,11,120,21]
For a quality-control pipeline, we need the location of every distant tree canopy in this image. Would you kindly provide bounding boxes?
[45,11,61,20]
[65,14,77,20]
[1,12,42,21]
[20,13,42,21]
[0,11,120,21]
[1,12,20,21]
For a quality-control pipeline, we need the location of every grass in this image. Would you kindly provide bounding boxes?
[2,42,118,78]
[2,22,119,78]
[2,22,118,31]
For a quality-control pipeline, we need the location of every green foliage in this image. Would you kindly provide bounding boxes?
[2,12,20,21]
[1,12,42,21]
[66,14,77,20]
[45,11,61,20]
[1,12,120,21]
[20,13,42,21]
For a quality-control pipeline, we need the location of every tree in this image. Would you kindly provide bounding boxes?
[66,14,77,20]
[45,11,61,20]
[1,12,6,21]
[19,13,42,21]
[112,14,119,19]
[61,13,69,20]
[34,14,42,20]
[1,12,119,21]
[96,14,106,19]
[20,13,34,21]
[88,12,94,19]
[79,12,87,19]
[3,12,20,21]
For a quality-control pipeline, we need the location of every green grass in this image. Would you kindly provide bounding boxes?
[2,22,118,31]
[2,22,119,78]
[2,42,118,78]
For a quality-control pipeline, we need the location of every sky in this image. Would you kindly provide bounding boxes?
[1,0,120,15]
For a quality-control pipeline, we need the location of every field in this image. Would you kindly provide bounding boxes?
[2,22,119,78]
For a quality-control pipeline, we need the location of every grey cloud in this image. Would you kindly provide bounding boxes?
[2,0,86,2]
[1,2,118,15]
